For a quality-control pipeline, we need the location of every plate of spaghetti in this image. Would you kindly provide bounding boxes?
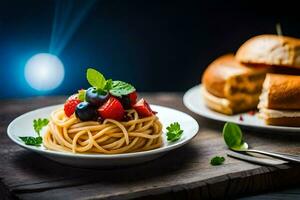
[7,68,199,167]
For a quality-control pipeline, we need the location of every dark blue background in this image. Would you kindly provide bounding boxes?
[1,0,300,98]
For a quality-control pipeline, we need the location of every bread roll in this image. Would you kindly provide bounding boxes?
[202,54,268,115]
[236,34,300,68]
[258,73,300,126]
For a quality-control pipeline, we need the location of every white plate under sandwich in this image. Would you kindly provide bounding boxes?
[183,85,300,133]
[7,104,199,168]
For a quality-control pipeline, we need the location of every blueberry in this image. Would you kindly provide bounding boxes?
[75,102,98,121]
[85,87,109,106]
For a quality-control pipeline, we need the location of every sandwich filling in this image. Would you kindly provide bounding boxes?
[259,108,300,118]
[224,72,265,102]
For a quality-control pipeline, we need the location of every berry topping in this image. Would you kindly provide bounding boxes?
[68,94,79,101]
[85,87,109,106]
[133,98,155,117]
[98,97,125,121]
[128,91,137,105]
[75,102,98,121]
[64,99,81,117]
[118,91,138,109]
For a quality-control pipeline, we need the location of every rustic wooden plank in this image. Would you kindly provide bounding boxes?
[16,165,300,200]
[0,94,300,200]
[239,187,300,200]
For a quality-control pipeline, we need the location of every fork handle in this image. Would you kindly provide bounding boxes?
[247,149,300,163]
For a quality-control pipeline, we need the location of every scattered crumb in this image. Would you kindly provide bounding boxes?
[239,115,244,121]
[247,110,256,116]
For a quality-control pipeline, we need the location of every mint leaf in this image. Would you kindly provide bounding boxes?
[19,136,43,147]
[166,122,183,142]
[222,122,247,150]
[109,80,135,97]
[210,156,225,166]
[104,79,113,91]
[85,69,135,97]
[222,122,243,149]
[78,89,86,101]
[87,68,106,89]
[33,118,49,136]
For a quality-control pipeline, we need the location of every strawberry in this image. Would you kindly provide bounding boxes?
[128,91,137,106]
[133,98,155,117]
[98,97,125,121]
[68,94,79,101]
[117,91,138,109]
[64,99,81,117]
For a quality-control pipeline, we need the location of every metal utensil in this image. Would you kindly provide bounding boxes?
[227,151,288,166]
[231,142,300,163]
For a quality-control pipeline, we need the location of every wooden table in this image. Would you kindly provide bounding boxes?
[1,94,300,200]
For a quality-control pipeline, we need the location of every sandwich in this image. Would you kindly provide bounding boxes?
[202,54,268,115]
[236,34,300,69]
[258,74,300,126]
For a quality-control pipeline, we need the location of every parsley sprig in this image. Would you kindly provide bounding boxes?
[19,118,49,147]
[19,136,43,147]
[86,68,135,97]
[166,122,183,142]
[33,118,49,136]
[210,156,225,166]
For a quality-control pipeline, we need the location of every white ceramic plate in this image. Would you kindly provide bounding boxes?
[183,85,300,133]
[7,104,199,168]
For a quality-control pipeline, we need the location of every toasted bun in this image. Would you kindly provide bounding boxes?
[236,34,300,68]
[264,117,300,127]
[202,86,258,115]
[259,74,300,110]
[202,54,267,98]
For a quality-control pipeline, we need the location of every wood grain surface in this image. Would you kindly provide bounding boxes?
[0,93,300,200]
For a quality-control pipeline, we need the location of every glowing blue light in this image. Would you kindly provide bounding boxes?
[24,53,65,91]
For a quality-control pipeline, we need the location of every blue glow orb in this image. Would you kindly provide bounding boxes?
[25,53,65,91]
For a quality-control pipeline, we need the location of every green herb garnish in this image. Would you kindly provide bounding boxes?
[78,89,86,101]
[87,68,106,90]
[222,122,247,150]
[33,118,49,136]
[19,136,43,147]
[104,79,113,91]
[210,156,225,166]
[166,122,183,142]
[20,118,49,146]
[109,80,135,97]
[86,68,135,97]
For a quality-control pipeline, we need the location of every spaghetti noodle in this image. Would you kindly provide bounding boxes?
[43,107,163,154]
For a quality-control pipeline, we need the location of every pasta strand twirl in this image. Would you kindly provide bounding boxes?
[43,107,163,154]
